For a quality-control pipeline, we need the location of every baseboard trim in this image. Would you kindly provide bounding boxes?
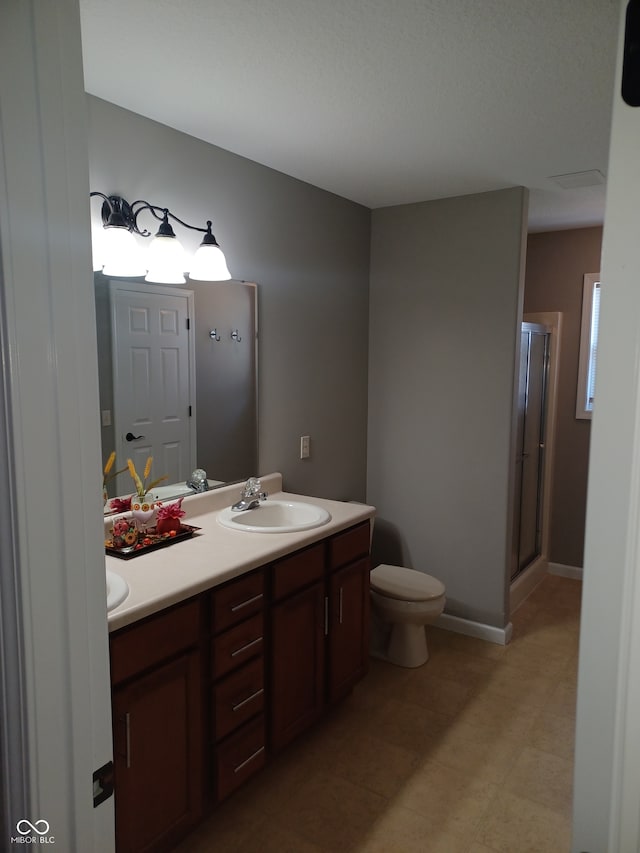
[510,555,548,613]
[435,613,513,646]
[548,562,584,580]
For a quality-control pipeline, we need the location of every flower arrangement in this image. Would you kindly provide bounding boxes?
[109,496,132,513]
[102,451,127,491]
[126,456,167,498]
[156,497,186,521]
[156,497,186,534]
[108,516,138,549]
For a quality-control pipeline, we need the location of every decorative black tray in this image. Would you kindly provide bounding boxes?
[105,524,200,560]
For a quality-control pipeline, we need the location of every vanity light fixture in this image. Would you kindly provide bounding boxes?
[90,192,232,282]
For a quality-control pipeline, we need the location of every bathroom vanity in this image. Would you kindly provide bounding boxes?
[106,474,374,853]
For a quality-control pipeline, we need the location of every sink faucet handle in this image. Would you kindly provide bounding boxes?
[242,477,262,497]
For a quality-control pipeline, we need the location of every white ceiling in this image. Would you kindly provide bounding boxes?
[79,0,620,231]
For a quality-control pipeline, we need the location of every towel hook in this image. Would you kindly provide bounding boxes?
[231,329,242,342]
[209,328,221,341]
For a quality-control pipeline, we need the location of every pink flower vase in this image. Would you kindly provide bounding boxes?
[156,497,186,535]
[130,494,157,531]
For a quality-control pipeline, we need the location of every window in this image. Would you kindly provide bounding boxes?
[576,272,601,419]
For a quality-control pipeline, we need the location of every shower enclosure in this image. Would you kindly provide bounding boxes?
[511,322,550,581]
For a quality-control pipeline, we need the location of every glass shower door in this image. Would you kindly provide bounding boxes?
[511,323,550,580]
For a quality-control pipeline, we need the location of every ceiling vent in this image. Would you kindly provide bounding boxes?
[549,170,605,189]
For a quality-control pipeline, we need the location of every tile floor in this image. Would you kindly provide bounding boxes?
[175,574,581,853]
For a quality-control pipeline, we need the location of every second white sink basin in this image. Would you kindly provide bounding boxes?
[106,569,129,612]
[217,500,331,533]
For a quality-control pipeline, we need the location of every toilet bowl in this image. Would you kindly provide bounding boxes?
[370,564,446,668]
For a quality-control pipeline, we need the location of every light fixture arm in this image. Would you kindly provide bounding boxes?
[90,193,220,240]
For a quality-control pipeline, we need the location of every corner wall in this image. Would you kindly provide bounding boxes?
[87,96,371,501]
[367,188,528,628]
[524,227,602,568]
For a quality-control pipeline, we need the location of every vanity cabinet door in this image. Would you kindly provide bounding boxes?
[112,649,204,853]
[327,556,370,703]
[270,581,325,752]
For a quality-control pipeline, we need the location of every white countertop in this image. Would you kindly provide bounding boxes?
[106,473,375,632]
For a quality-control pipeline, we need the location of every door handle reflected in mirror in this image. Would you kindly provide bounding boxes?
[125,432,145,442]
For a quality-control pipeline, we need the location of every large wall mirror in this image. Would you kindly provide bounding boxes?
[95,274,258,500]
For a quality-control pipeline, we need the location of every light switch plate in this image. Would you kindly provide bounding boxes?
[300,435,310,459]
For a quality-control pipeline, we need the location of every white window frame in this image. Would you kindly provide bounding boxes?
[576,272,601,420]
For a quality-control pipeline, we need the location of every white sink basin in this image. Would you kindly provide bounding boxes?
[106,569,129,612]
[217,500,331,533]
[147,483,196,501]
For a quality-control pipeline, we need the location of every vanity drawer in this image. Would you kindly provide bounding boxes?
[212,613,264,679]
[272,543,325,601]
[215,716,266,801]
[110,597,202,686]
[328,521,370,571]
[212,569,265,634]
[213,656,264,741]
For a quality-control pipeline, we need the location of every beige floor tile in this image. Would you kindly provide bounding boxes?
[473,662,557,707]
[429,628,507,661]
[399,670,476,718]
[477,789,571,853]
[355,805,474,853]
[363,656,414,694]
[528,708,576,760]
[544,671,578,717]
[499,637,569,677]
[321,729,420,799]
[468,845,501,853]
[504,746,574,818]
[277,771,387,852]
[417,647,498,690]
[236,743,327,818]
[393,759,499,838]
[172,798,265,852]
[457,691,539,739]
[236,824,325,853]
[369,696,449,754]
[427,719,526,785]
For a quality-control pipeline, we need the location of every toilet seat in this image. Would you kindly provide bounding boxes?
[370,564,445,602]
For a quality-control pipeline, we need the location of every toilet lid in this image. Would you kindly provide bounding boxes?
[370,564,445,602]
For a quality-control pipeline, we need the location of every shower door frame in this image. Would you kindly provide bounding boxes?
[509,312,562,610]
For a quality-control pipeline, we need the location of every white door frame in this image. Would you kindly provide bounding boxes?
[0,2,114,850]
[573,2,640,850]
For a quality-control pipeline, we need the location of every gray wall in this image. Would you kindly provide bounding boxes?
[367,188,528,628]
[88,96,371,501]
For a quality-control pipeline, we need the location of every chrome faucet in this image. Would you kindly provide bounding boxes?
[231,477,268,511]
[186,468,209,493]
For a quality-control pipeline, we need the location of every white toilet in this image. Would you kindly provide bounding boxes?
[370,564,446,668]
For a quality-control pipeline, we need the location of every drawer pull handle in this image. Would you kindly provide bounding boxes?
[339,587,344,625]
[324,596,329,636]
[231,636,263,658]
[125,713,131,769]
[234,745,265,774]
[232,687,264,712]
[230,593,263,613]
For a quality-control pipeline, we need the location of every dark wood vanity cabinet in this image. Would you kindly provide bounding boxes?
[270,544,326,751]
[326,522,371,703]
[210,569,267,801]
[270,521,371,752]
[109,598,205,853]
[108,519,371,852]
